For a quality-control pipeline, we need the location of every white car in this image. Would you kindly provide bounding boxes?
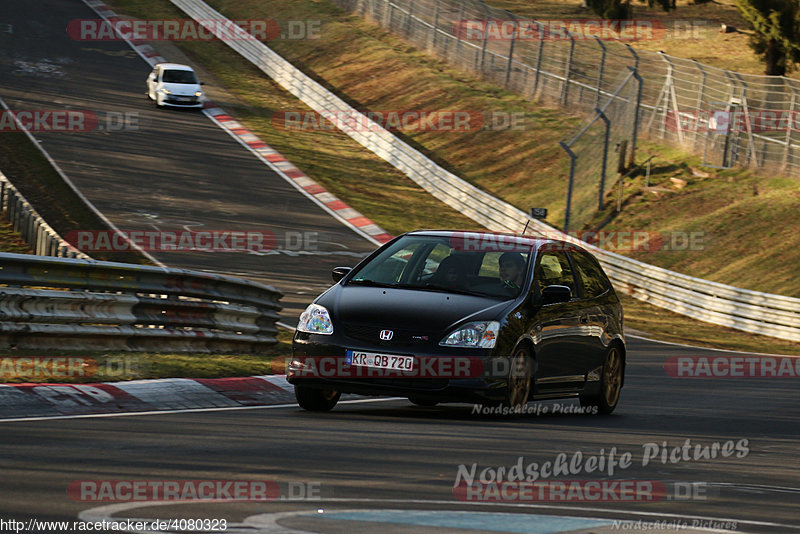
[146,63,205,109]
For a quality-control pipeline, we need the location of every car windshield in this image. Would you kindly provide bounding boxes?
[161,69,198,84]
[348,234,532,299]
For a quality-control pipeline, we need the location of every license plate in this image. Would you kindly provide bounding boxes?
[176,96,190,101]
[346,350,414,371]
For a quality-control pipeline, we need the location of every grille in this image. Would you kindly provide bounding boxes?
[343,324,433,346]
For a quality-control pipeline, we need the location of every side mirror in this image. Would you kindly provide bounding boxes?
[200,81,206,85]
[331,266,352,283]
[541,285,571,305]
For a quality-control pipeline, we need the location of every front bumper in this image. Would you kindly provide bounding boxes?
[290,332,510,404]
[160,94,203,108]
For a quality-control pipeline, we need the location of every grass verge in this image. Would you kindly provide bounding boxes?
[0,330,293,384]
[0,217,33,254]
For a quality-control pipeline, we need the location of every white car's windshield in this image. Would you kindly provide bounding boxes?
[161,69,198,84]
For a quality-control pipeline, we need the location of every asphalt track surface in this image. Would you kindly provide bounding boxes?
[0,1,799,533]
[0,338,799,532]
[0,0,377,324]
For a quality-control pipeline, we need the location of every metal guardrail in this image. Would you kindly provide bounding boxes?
[0,172,89,259]
[0,253,283,352]
[168,0,800,343]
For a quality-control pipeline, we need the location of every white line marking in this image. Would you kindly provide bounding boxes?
[627,333,800,358]
[0,396,402,423]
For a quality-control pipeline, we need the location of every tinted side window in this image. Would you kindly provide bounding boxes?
[570,250,611,299]
[534,250,576,297]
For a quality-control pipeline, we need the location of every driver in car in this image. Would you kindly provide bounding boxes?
[499,252,526,290]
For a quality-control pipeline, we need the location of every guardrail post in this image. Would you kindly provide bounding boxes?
[561,29,575,106]
[559,141,577,232]
[597,108,610,210]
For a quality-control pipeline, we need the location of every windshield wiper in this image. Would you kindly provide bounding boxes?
[414,283,485,297]
[347,279,399,288]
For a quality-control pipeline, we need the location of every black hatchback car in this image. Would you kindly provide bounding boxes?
[289,231,624,414]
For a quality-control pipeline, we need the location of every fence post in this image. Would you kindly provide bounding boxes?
[504,10,517,88]
[597,108,610,210]
[561,29,575,106]
[559,141,577,233]
[594,36,606,109]
[533,21,544,98]
[478,4,491,72]
[626,45,642,167]
[782,79,797,172]
[733,73,759,169]
[658,52,684,144]
[405,0,414,37]
[384,0,393,28]
[692,60,707,149]
[430,0,440,50]
[455,2,465,58]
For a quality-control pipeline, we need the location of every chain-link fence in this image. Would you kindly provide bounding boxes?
[560,68,641,231]
[333,0,800,225]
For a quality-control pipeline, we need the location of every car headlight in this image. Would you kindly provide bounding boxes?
[194,91,203,97]
[440,321,499,348]
[160,88,171,94]
[297,304,334,335]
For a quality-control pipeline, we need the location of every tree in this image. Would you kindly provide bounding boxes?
[736,0,800,76]
[586,0,675,20]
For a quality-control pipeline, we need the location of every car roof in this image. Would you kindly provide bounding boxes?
[404,230,583,252]
[157,63,195,71]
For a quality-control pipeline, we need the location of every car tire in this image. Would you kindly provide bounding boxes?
[580,344,623,415]
[408,396,438,407]
[295,385,340,412]
[501,346,532,410]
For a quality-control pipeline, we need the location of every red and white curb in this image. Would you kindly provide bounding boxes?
[0,375,302,420]
[83,0,393,247]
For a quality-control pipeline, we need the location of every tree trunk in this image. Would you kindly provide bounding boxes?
[764,38,787,76]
